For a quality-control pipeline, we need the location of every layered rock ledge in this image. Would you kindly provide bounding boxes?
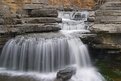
[0,4,62,48]
[90,0,121,54]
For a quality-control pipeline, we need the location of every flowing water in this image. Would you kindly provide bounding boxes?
[58,11,89,30]
[0,11,105,81]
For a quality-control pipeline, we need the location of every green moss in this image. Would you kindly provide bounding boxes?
[96,61,121,81]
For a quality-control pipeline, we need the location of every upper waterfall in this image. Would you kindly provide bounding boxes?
[58,11,89,30]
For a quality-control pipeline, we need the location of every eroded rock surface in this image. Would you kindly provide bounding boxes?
[90,0,121,52]
[0,4,61,49]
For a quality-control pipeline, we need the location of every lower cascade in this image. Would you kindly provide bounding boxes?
[0,11,105,81]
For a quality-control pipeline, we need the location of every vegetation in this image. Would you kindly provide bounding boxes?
[96,60,121,81]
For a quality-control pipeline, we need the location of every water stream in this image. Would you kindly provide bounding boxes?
[0,11,105,81]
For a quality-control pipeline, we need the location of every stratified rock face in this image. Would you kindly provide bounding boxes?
[0,4,61,48]
[91,0,121,50]
[93,1,121,33]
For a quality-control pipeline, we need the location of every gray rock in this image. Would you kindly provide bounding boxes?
[30,9,58,17]
[19,17,62,24]
[56,67,76,81]
[95,16,121,24]
[100,2,121,10]
[0,18,4,25]
[95,10,121,16]
[13,24,61,34]
[87,17,95,22]
[23,4,55,10]
[92,24,121,33]
[23,4,43,10]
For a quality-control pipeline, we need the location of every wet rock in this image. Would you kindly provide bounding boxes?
[87,17,95,22]
[14,19,23,24]
[56,67,76,81]
[0,73,40,81]
[89,11,95,17]
[30,9,58,17]
[0,18,4,25]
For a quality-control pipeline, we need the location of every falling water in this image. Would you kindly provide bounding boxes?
[58,11,89,30]
[0,11,105,81]
[0,34,91,72]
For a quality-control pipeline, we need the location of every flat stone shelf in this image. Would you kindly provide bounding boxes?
[95,10,121,16]
[95,16,121,24]
[15,17,62,24]
[30,9,58,17]
[92,24,121,33]
[92,44,121,50]
[0,23,61,34]
[100,2,121,10]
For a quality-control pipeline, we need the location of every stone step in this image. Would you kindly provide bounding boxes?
[15,24,61,34]
[30,9,58,17]
[92,44,121,50]
[0,24,61,34]
[92,24,121,33]
[23,4,55,10]
[95,16,121,24]
[106,2,121,7]
[0,25,18,34]
[101,7,121,10]
[96,10,121,16]
[100,2,121,10]
[14,17,62,24]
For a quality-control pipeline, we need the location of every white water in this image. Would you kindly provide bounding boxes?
[58,11,89,30]
[0,11,105,81]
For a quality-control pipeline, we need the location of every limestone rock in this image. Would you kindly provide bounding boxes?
[100,2,121,10]
[30,9,58,17]
[17,17,62,24]
[95,10,121,16]
[92,24,121,33]
[0,18,4,25]
[14,24,61,34]
[87,17,95,22]
[95,16,121,24]
[56,67,76,81]
[91,0,121,51]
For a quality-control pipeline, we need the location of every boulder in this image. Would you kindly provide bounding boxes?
[56,67,76,81]
[87,17,95,22]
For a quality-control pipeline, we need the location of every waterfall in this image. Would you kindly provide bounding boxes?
[58,11,89,30]
[0,35,91,72]
[0,11,105,81]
